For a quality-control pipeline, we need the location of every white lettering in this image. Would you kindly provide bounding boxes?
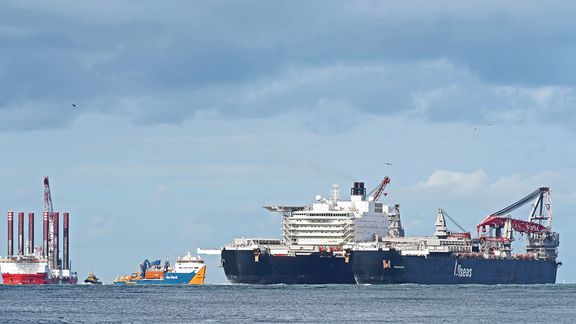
[453,262,473,278]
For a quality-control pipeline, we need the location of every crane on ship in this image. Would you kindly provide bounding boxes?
[438,209,471,239]
[476,187,559,260]
[476,187,551,236]
[368,177,391,201]
[44,177,54,216]
[44,177,56,268]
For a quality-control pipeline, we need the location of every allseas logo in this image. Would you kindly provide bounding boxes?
[453,261,473,278]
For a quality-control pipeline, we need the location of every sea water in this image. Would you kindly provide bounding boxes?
[1,284,575,323]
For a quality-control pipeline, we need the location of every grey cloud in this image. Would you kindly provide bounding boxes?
[2,1,576,132]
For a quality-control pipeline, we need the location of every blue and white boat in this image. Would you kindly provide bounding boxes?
[114,251,206,285]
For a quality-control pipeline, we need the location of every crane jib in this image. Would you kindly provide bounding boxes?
[476,215,547,234]
[490,187,549,217]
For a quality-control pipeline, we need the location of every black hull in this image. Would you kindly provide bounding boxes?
[351,250,559,284]
[221,249,355,284]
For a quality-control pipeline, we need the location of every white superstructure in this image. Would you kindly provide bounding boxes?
[0,256,49,275]
[349,208,473,256]
[265,182,395,247]
[174,251,205,274]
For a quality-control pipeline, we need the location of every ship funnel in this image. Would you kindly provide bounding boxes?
[351,182,366,199]
[7,211,14,257]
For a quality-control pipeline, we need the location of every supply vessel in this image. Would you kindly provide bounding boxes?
[216,179,397,284]
[1,177,77,285]
[113,251,206,285]
[349,187,561,284]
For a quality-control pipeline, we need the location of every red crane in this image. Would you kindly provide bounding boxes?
[477,215,546,234]
[476,187,551,235]
[368,177,391,201]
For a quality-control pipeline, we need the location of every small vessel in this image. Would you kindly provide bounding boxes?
[83,272,102,285]
[113,251,206,285]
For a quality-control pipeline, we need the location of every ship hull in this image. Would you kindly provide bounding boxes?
[221,249,355,284]
[59,277,78,285]
[114,272,196,285]
[351,250,559,284]
[2,273,52,285]
[1,274,76,285]
[114,267,205,285]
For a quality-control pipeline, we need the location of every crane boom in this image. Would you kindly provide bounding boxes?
[43,176,57,269]
[441,209,468,233]
[477,215,547,234]
[490,187,549,217]
[368,177,391,201]
[44,177,53,214]
[477,187,552,234]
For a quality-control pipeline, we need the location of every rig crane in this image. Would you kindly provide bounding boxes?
[44,177,58,269]
[44,177,53,215]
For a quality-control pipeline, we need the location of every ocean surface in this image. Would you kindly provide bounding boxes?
[1,284,575,323]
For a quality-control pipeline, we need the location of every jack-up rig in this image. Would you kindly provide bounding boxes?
[0,177,78,285]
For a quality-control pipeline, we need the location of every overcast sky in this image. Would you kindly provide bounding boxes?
[1,1,575,284]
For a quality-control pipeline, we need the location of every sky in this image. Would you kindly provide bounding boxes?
[1,0,576,284]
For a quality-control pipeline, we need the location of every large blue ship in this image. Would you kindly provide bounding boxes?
[350,187,561,284]
[217,181,561,285]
